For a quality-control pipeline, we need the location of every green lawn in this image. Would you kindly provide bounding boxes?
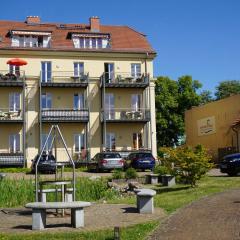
[1,175,240,239]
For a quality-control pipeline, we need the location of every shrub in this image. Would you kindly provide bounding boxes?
[112,169,124,179]
[153,165,170,175]
[160,145,213,187]
[125,168,138,179]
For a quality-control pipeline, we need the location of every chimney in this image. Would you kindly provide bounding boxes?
[26,16,41,24]
[89,16,100,32]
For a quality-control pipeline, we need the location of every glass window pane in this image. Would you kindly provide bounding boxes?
[80,38,84,48]
[97,38,102,48]
[85,38,90,48]
[92,38,96,48]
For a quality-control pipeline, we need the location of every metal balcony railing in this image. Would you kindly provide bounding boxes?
[0,109,23,121]
[41,71,89,85]
[0,152,24,166]
[41,108,89,122]
[100,72,149,87]
[101,108,151,122]
[0,70,25,83]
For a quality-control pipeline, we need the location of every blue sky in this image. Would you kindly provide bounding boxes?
[1,0,239,93]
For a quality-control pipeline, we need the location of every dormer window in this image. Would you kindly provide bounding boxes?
[11,30,51,48]
[72,33,110,49]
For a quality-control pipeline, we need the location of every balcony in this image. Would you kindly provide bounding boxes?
[0,109,23,123]
[41,71,89,88]
[101,108,150,123]
[100,72,149,88]
[0,152,24,166]
[41,109,89,122]
[0,70,24,87]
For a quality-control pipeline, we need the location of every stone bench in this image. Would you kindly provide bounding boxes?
[146,174,159,184]
[25,201,91,230]
[162,174,176,187]
[37,188,73,202]
[135,188,156,214]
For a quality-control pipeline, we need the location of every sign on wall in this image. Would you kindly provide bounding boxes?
[197,116,216,136]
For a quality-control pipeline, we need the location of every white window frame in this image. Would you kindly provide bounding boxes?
[9,134,20,153]
[133,133,143,150]
[9,92,21,112]
[73,93,84,110]
[41,93,52,109]
[41,134,53,152]
[131,94,141,111]
[74,133,85,153]
[131,63,141,78]
[106,132,116,151]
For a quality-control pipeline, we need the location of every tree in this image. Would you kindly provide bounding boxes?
[215,80,240,100]
[199,90,213,104]
[155,75,202,148]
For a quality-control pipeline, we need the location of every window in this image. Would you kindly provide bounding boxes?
[9,65,20,77]
[9,93,20,112]
[133,133,143,150]
[131,63,141,78]
[11,34,51,48]
[106,133,116,151]
[73,62,84,77]
[104,63,114,82]
[41,93,52,109]
[72,35,109,49]
[74,93,84,109]
[74,134,85,152]
[131,94,141,111]
[41,134,53,152]
[105,93,115,119]
[41,62,52,82]
[9,134,20,153]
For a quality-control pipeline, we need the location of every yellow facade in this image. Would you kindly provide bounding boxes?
[0,50,157,167]
[185,94,240,161]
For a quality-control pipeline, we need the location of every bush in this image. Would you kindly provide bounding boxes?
[153,165,170,175]
[125,168,138,179]
[160,145,213,187]
[112,169,124,179]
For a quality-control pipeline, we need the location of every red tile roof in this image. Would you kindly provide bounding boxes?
[0,19,156,54]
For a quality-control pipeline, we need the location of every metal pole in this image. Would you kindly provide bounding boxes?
[56,125,76,201]
[35,125,54,201]
[22,71,26,168]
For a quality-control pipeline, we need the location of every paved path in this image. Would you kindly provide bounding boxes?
[0,204,165,234]
[149,189,240,240]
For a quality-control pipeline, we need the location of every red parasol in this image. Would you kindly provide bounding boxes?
[7,58,27,66]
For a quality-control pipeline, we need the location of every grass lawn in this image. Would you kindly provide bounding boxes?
[1,175,240,239]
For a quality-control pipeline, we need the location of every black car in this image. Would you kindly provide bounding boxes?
[126,152,155,171]
[31,152,56,174]
[219,153,240,176]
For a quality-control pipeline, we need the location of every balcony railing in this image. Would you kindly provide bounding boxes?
[41,108,89,122]
[100,72,149,88]
[101,108,150,122]
[41,71,89,87]
[0,152,24,166]
[0,109,23,122]
[0,70,25,86]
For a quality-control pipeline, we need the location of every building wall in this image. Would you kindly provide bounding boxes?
[185,94,240,161]
[0,50,157,167]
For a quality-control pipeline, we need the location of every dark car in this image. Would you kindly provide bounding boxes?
[88,152,124,172]
[219,153,240,176]
[126,152,155,171]
[31,152,56,174]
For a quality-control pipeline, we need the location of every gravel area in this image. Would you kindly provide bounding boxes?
[148,189,240,240]
[0,204,165,234]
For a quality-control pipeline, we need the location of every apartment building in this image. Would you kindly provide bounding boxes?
[0,16,157,167]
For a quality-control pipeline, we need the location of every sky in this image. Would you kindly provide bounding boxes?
[0,0,239,94]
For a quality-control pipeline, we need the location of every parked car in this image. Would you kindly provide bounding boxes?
[219,153,240,176]
[126,152,155,171]
[31,152,56,174]
[87,152,124,172]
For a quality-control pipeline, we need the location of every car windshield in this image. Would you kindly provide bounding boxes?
[103,153,121,158]
[135,153,153,158]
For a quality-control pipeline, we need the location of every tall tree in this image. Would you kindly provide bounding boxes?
[199,90,213,104]
[155,75,202,148]
[215,80,240,100]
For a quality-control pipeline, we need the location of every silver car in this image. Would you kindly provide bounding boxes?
[88,152,124,172]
